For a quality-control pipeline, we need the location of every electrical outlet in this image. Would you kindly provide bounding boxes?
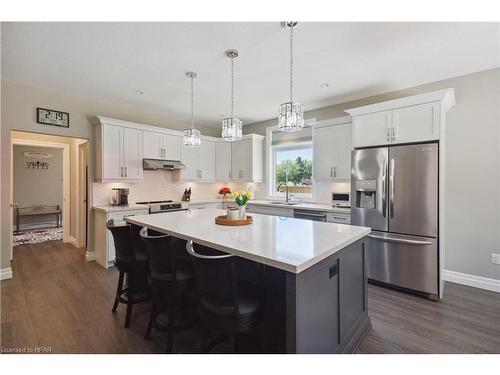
[491,253,500,265]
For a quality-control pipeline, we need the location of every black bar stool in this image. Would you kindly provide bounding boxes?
[186,240,263,353]
[140,227,194,353]
[106,220,150,328]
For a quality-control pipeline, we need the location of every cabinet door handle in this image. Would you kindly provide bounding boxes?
[334,166,337,178]
[200,170,203,179]
[330,166,333,178]
[229,170,232,179]
[120,167,124,177]
[386,128,390,142]
[125,166,128,177]
[392,127,395,141]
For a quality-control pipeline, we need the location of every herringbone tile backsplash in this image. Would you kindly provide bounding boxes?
[92,170,258,205]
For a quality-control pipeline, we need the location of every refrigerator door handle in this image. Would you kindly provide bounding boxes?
[368,234,433,246]
[382,158,387,217]
[389,158,395,218]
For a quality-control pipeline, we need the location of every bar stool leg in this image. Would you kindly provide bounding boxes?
[112,271,124,312]
[166,295,176,353]
[144,290,158,340]
[125,273,135,328]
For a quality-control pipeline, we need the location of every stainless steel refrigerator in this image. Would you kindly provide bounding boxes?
[351,143,439,299]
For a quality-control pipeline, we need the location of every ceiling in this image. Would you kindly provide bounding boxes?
[2,22,499,127]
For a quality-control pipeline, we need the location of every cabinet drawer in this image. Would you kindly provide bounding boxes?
[327,212,351,224]
[109,210,149,224]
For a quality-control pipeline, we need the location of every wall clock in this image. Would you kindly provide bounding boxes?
[37,108,69,128]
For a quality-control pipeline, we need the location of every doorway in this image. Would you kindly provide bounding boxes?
[10,131,89,259]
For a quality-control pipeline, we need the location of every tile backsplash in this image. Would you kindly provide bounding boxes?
[92,170,254,206]
[92,170,350,206]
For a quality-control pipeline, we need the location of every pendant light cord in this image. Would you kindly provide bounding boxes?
[231,56,234,118]
[290,24,294,103]
[190,75,194,129]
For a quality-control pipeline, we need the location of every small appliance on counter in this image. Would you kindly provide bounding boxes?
[332,192,351,208]
[111,188,129,206]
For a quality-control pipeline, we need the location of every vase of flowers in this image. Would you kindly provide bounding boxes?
[218,186,231,200]
[233,191,251,219]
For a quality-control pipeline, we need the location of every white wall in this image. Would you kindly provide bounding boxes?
[244,68,500,281]
[0,80,220,271]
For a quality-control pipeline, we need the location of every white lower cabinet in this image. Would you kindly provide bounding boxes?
[327,212,351,224]
[93,208,149,269]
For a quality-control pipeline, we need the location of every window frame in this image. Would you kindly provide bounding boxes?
[266,126,316,201]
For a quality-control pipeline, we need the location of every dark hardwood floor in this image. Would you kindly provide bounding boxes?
[1,240,499,354]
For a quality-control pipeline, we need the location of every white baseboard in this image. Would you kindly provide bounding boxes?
[1,267,13,281]
[85,250,96,262]
[69,235,79,247]
[444,269,500,293]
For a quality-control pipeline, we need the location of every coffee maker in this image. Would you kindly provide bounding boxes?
[111,188,129,206]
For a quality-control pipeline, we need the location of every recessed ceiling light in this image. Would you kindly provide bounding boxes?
[320,83,330,88]
[135,90,144,95]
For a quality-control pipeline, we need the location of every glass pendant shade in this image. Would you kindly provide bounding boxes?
[222,117,242,141]
[183,127,201,147]
[183,71,201,147]
[222,49,243,141]
[278,101,304,132]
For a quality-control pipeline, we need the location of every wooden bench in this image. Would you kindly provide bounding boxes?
[15,205,62,233]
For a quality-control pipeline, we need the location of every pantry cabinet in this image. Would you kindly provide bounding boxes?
[96,122,143,181]
[231,135,265,183]
[313,121,352,181]
[143,131,180,160]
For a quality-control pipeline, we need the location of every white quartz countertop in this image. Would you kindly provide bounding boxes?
[125,208,369,274]
[93,204,149,213]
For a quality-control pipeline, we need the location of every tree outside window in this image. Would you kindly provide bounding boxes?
[274,145,313,195]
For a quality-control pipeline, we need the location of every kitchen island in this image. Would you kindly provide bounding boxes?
[125,208,371,353]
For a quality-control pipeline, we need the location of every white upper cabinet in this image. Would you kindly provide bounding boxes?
[180,140,216,181]
[346,89,456,148]
[96,121,143,181]
[333,123,352,179]
[197,140,215,181]
[313,120,352,181]
[215,141,232,180]
[143,131,180,160]
[122,127,143,180]
[393,102,440,144]
[143,131,162,159]
[352,111,392,148]
[101,124,123,180]
[231,135,264,182]
[313,126,335,180]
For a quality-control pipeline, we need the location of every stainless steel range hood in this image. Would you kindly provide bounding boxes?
[143,159,186,170]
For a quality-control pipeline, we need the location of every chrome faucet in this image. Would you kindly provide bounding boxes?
[276,182,289,203]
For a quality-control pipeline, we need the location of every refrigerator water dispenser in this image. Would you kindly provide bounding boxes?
[355,180,377,209]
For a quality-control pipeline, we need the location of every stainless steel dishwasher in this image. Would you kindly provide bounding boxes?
[293,209,327,222]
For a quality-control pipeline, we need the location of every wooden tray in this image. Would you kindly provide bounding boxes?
[215,215,253,226]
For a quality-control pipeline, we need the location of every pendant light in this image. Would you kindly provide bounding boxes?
[278,21,304,132]
[183,71,202,147]
[221,49,243,141]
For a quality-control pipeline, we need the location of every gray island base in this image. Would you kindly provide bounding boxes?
[125,208,371,353]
